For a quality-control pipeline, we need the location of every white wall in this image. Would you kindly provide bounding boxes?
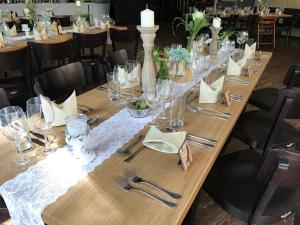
[268,0,300,9]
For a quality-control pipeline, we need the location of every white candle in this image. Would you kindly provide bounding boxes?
[213,17,221,29]
[141,8,154,27]
[75,0,81,7]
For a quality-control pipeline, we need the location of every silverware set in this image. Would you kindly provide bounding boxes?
[231,94,243,102]
[187,104,231,120]
[225,77,251,85]
[115,170,181,208]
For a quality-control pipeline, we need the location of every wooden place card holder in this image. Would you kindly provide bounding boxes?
[178,139,192,171]
[221,89,232,107]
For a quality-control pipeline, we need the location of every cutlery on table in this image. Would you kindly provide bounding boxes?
[31,138,45,147]
[88,115,100,126]
[124,145,145,163]
[225,78,250,85]
[78,104,95,112]
[231,94,243,102]
[115,177,177,208]
[124,170,182,200]
[187,105,230,120]
[116,135,144,156]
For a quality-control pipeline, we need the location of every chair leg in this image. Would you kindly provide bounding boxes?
[91,63,100,83]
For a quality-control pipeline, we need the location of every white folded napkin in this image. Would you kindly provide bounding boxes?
[244,43,256,59]
[40,91,78,126]
[143,127,187,154]
[100,21,107,30]
[9,25,17,36]
[0,33,4,48]
[33,28,42,41]
[117,66,140,89]
[226,57,247,76]
[199,76,224,103]
[51,21,59,36]
[73,23,79,33]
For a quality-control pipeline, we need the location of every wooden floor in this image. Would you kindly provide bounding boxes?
[0,26,299,225]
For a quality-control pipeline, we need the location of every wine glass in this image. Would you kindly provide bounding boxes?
[113,65,126,104]
[144,87,161,126]
[156,79,174,121]
[26,96,55,153]
[236,31,248,58]
[125,60,140,100]
[0,106,32,165]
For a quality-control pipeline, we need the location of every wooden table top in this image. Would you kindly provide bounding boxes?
[0,52,272,225]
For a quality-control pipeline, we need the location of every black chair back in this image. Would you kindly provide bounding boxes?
[283,64,300,88]
[0,88,10,109]
[34,62,85,102]
[50,16,72,27]
[0,46,28,72]
[29,39,73,75]
[73,32,107,59]
[109,27,139,58]
[104,49,129,71]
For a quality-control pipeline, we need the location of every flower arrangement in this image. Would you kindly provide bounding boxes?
[168,48,190,62]
[24,0,37,25]
[152,48,169,80]
[172,11,209,51]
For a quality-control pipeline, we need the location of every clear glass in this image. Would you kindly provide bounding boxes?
[170,95,186,130]
[66,114,88,138]
[0,106,32,165]
[170,43,182,50]
[26,96,55,153]
[236,31,249,57]
[144,87,161,126]
[113,65,126,105]
[125,60,140,100]
[156,79,174,121]
[106,72,119,101]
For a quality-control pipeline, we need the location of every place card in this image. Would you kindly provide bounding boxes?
[221,89,232,107]
[178,140,192,171]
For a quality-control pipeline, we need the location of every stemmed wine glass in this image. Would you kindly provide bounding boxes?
[156,79,174,121]
[0,106,32,166]
[113,65,127,105]
[26,96,55,153]
[236,31,248,58]
[144,87,161,126]
[125,60,140,100]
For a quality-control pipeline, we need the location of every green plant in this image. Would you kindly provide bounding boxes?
[24,0,37,25]
[219,31,236,43]
[152,48,169,80]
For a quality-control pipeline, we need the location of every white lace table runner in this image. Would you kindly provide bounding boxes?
[0,51,230,225]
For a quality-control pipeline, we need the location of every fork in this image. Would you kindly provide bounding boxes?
[187,105,229,120]
[78,104,95,112]
[124,170,182,199]
[225,78,250,85]
[115,177,177,208]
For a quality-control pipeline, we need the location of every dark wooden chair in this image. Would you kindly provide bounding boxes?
[222,15,239,32]
[249,64,300,112]
[257,16,278,49]
[0,88,10,109]
[109,27,139,59]
[248,14,259,39]
[0,46,33,106]
[277,14,300,47]
[202,146,300,225]
[73,32,107,84]
[50,15,72,27]
[28,39,74,76]
[34,62,86,102]
[103,49,129,72]
[233,88,300,154]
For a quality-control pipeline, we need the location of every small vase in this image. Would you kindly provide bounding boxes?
[168,60,186,83]
[186,36,194,52]
[157,62,169,80]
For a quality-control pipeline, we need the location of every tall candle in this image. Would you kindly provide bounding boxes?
[76,0,81,7]
[141,8,154,27]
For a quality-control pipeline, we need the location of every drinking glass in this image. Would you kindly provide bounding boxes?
[237,31,248,58]
[170,95,186,130]
[125,60,140,100]
[0,106,32,165]
[26,96,55,153]
[113,65,126,104]
[144,87,161,126]
[170,43,182,50]
[156,79,174,121]
[106,72,119,101]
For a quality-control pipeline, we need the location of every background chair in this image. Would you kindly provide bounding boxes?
[50,15,72,27]
[249,64,300,112]
[0,88,10,109]
[109,27,139,59]
[257,16,278,49]
[29,39,74,76]
[203,147,300,225]
[232,88,300,154]
[277,14,300,47]
[34,62,86,102]
[103,49,129,72]
[73,32,107,84]
[0,46,32,107]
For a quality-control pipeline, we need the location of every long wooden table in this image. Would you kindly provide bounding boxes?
[0,52,272,225]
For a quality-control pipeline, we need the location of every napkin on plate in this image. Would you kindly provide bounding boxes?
[199,76,224,103]
[40,91,78,126]
[244,43,257,59]
[117,65,140,89]
[143,127,187,154]
[9,25,17,36]
[226,57,247,76]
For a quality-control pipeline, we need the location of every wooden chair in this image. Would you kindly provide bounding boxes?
[277,14,300,47]
[257,16,278,49]
[202,146,300,225]
[0,46,33,106]
[0,88,10,109]
[50,16,72,27]
[222,15,239,32]
[28,39,74,76]
[34,62,86,102]
[73,32,107,84]
[232,88,300,154]
[103,49,129,72]
[109,27,139,59]
[249,64,300,112]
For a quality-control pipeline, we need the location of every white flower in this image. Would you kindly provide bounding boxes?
[192,11,204,21]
